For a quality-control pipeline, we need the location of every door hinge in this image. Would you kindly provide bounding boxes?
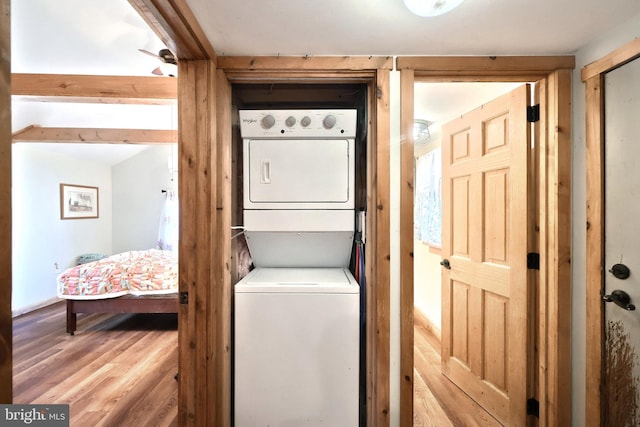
[527,104,540,122]
[527,397,540,417]
[527,252,540,270]
[179,291,189,305]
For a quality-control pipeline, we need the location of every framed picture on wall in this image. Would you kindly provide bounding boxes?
[60,183,99,219]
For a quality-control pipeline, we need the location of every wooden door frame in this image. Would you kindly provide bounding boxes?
[583,38,640,427]
[0,0,12,405]
[216,57,393,427]
[176,54,394,426]
[397,56,574,427]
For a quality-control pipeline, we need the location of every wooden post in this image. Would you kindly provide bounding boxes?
[0,0,12,405]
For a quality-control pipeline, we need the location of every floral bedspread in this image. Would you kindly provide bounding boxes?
[57,249,178,300]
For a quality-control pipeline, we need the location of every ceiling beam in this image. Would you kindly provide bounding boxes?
[128,0,216,62]
[12,125,177,144]
[11,73,177,104]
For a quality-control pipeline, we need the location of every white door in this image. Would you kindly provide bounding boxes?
[440,84,532,426]
[603,56,640,426]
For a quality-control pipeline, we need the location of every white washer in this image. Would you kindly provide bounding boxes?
[234,267,360,426]
[235,109,360,426]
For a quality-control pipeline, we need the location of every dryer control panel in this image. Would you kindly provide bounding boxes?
[239,109,357,138]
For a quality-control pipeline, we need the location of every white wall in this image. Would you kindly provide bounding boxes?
[413,138,443,329]
[414,242,442,328]
[12,144,112,314]
[112,144,175,253]
[11,144,175,315]
[571,12,640,427]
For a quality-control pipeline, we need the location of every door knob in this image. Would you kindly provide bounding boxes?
[440,259,451,270]
[603,289,636,311]
[609,263,631,280]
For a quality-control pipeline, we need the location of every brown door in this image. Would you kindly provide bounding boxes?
[440,84,532,426]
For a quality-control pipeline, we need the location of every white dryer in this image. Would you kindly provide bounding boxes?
[235,109,360,426]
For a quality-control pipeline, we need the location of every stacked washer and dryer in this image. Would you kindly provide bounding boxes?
[234,109,361,426]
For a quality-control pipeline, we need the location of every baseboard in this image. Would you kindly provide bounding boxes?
[12,297,61,318]
[413,307,441,345]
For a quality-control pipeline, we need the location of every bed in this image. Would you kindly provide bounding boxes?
[57,249,179,335]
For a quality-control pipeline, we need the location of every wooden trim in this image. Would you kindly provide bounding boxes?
[127,0,216,61]
[532,79,545,423]
[214,62,392,426]
[12,126,177,144]
[177,59,217,425]
[11,73,177,104]
[373,68,392,427]
[584,74,605,427]
[221,71,376,83]
[397,56,575,78]
[582,39,640,427]
[581,37,640,82]
[0,0,12,405]
[397,56,574,427]
[218,55,393,72]
[399,68,415,427]
[213,68,232,427]
[543,69,573,427]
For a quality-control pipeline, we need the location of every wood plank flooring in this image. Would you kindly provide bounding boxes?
[13,301,178,426]
[14,301,496,426]
[413,314,501,427]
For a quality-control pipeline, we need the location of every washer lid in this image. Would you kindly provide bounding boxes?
[235,268,359,294]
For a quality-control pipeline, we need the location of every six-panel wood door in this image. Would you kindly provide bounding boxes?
[441,84,531,426]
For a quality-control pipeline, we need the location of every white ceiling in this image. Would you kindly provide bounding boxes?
[11,0,640,161]
[187,0,640,56]
[11,0,173,165]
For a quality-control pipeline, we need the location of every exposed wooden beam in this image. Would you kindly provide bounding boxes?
[128,0,216,62]
[12,126,177,144]
[11,73,177,104]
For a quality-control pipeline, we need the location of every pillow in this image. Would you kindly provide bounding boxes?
[76,253,108,265]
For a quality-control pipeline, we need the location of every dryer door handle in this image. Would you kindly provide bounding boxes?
[261,160,271,184]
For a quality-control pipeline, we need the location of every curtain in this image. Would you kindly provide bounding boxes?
[157,191,179,251]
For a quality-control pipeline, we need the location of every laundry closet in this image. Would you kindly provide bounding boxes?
[230,83,369,426]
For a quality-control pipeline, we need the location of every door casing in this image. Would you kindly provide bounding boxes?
[583,38,640,427]
[397,57,574,427]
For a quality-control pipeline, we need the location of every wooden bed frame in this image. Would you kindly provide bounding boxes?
[66,294,179,335]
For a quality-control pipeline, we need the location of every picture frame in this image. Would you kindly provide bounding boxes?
[60,183,99,219]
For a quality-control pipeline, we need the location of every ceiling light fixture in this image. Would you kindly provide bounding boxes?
[402,0,464,17]
[413,119,432,144]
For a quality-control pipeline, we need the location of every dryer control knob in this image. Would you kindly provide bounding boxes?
[323,114,337,129]
[300,116,312,127]
[285,116,296,127]
[261,114,276,129]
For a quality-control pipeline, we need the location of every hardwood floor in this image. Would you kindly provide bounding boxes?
[413,313,501,427]
[13,301,178,426]
[14,302,497,426]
